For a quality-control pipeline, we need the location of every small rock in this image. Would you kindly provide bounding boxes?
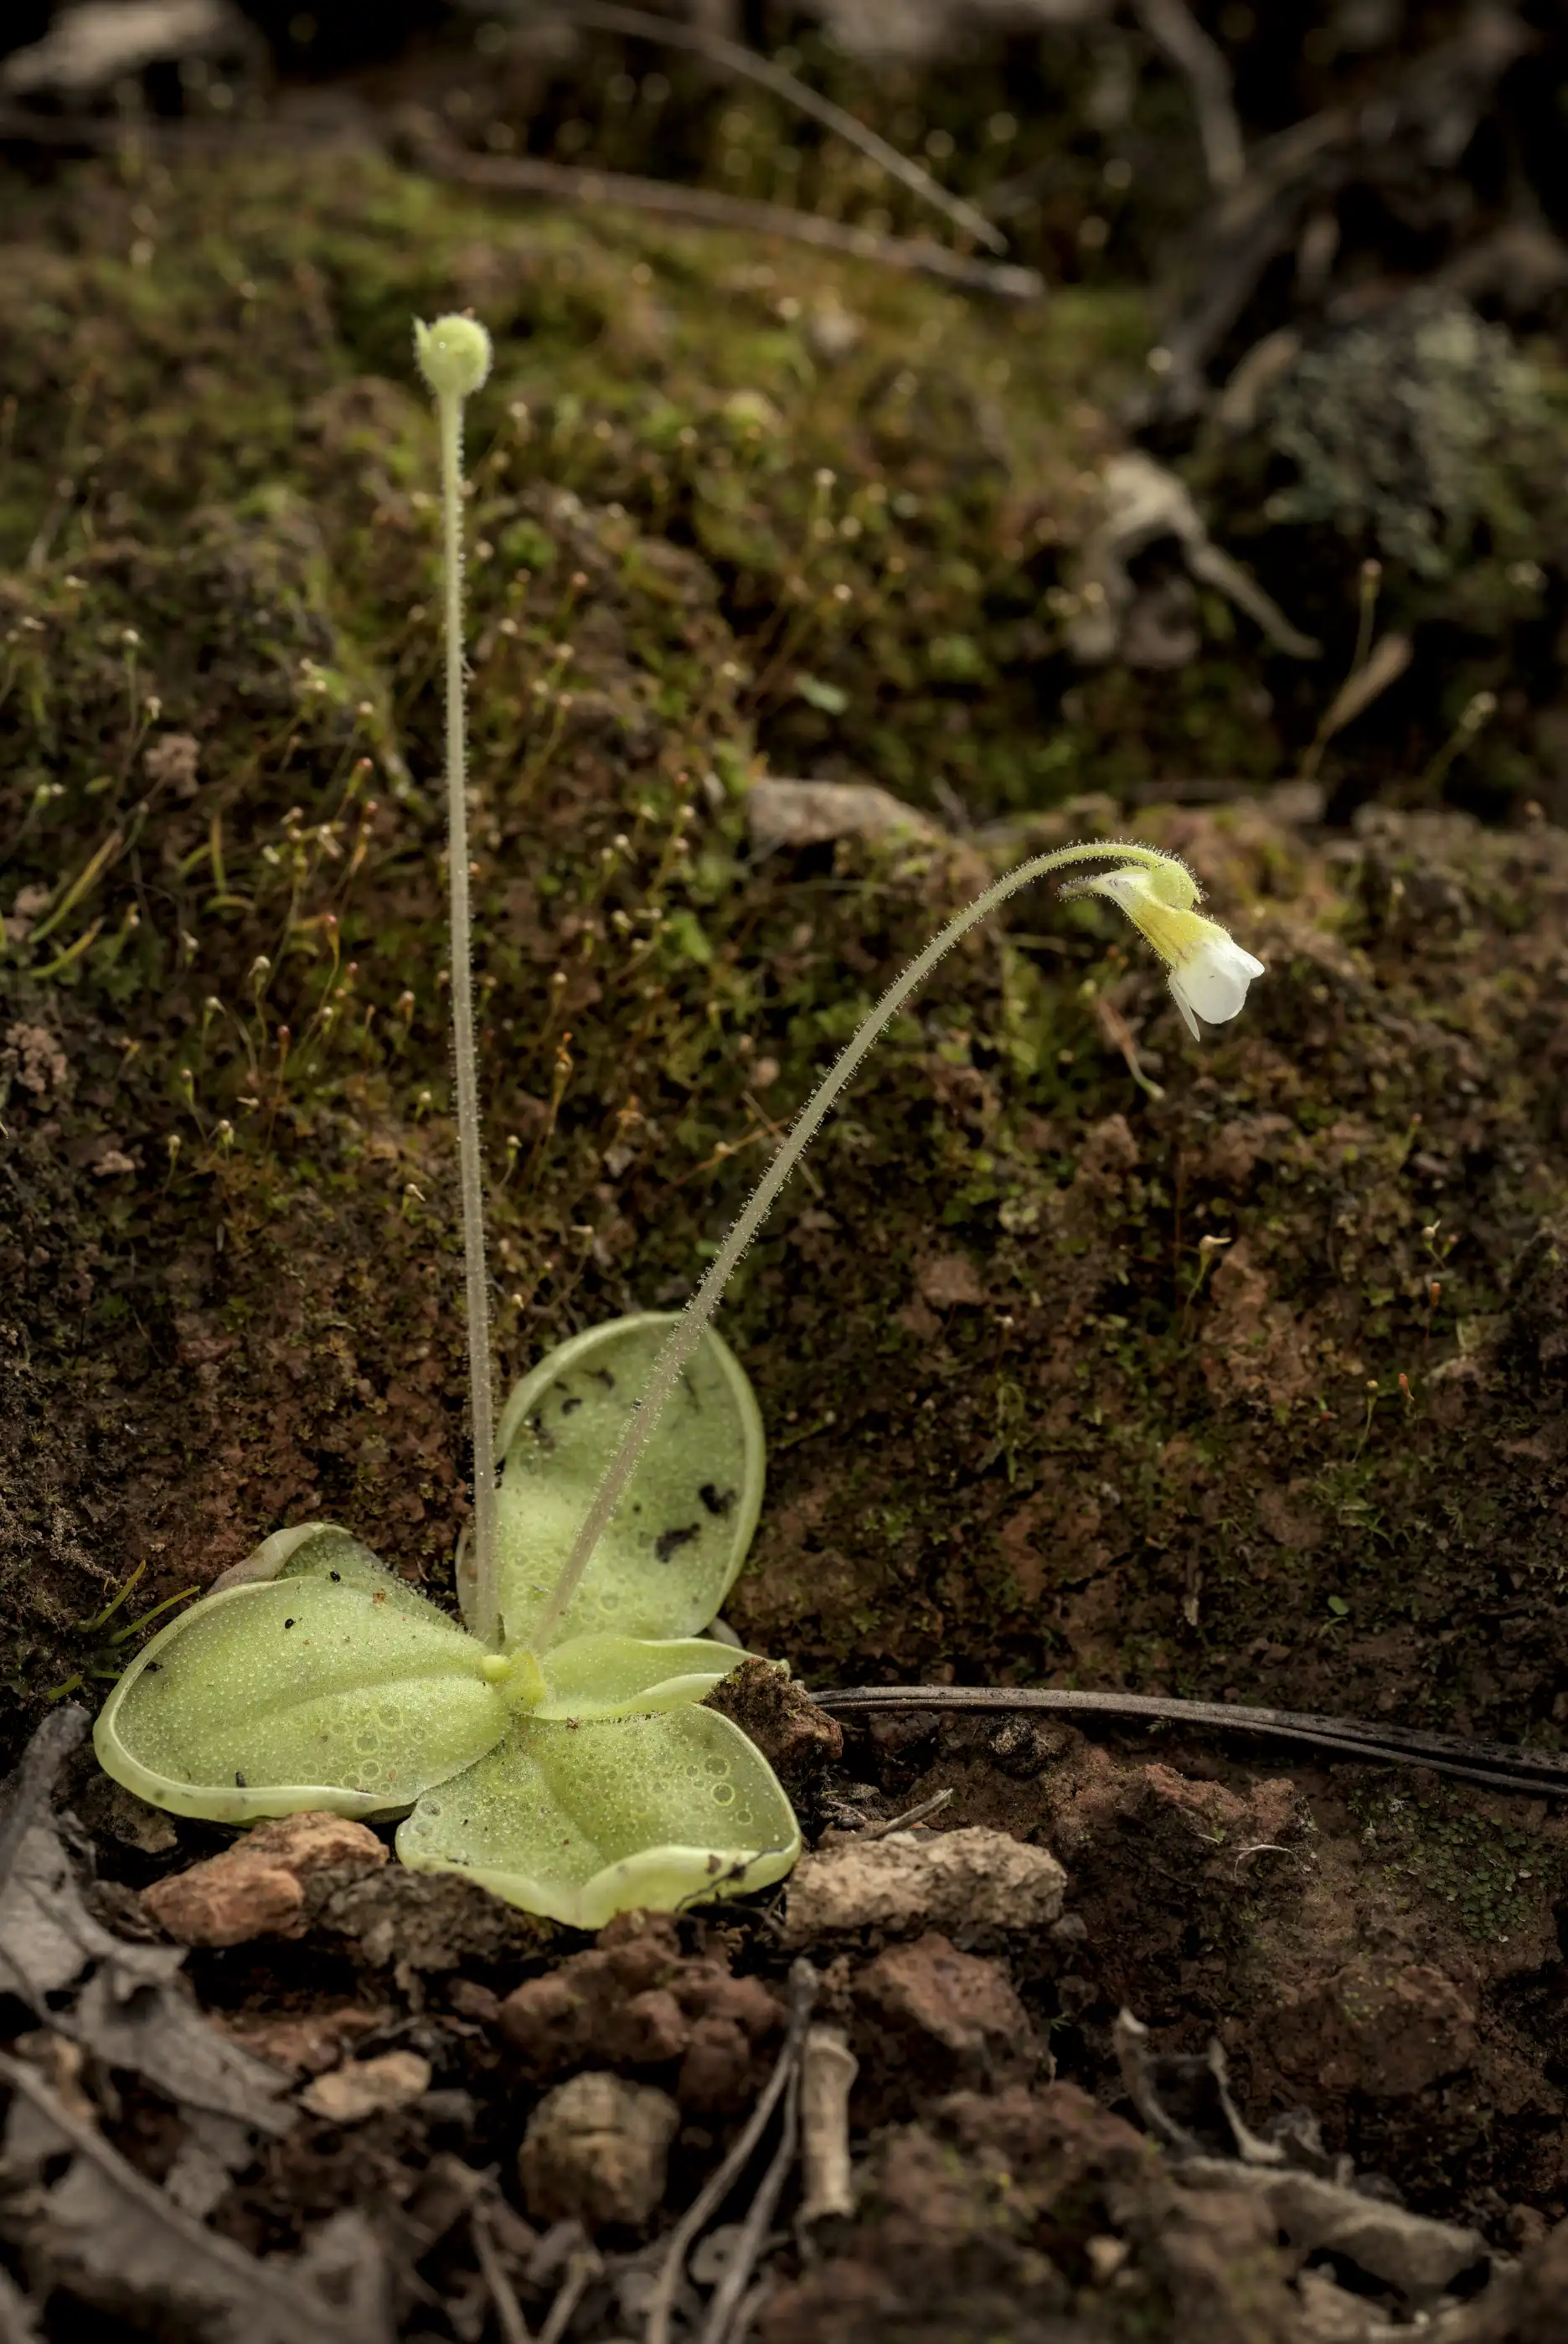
[301,2050,431,2125]
[782,1825,1066,1944]
[105,1782,179,1855]
[987,1717,1062,1782]
[151,1863,305,1944]
[856,1933,1038,2095]
[141,1812,387,1948]
[518,2071,679,2231]
[916,1253,987,1309]
[745,777,941,854]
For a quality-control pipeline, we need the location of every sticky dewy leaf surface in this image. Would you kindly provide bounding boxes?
[395,1705,799,1928]
[94,1567,510,1824]
[531,1634,742,1721]
[486,1314,764,1649]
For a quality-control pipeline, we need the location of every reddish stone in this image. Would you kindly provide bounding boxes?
[855,1933,1038,2095]
[141,1811,386,1949]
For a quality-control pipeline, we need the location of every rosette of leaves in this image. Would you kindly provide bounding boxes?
[93,1314,799,1930]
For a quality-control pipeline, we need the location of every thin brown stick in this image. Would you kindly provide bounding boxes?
[470,2207,534,2344]
[645,1963,817,2344]
[553,2,1005,251]
[409,137,1044,302]
[698,2059,801,2344]
[538,2244,601,2344]
[812,1685,1568,1799]
[1133,0,1245,192]
[859,1786,954,1839]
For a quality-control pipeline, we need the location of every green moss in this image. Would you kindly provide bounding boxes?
[1349,1777,1561,1946]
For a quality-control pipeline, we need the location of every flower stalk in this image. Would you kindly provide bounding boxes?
[416,314,500,1648]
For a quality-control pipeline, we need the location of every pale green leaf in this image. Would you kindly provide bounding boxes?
[483,1314,764,1650]
[208,1521,386,1593]
[532,1633,742,1721]
[93,1572,509,1825]
[395,1705,800,1928]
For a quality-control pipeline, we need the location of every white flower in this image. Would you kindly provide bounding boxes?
[1165,929,1266,1040]
[1080,864,1265,1041]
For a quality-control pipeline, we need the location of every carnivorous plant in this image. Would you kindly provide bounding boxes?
[93,316,1267,1924]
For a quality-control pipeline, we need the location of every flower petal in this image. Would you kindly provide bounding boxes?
[94,1559,509,1825]
[482,1314,765,1650]
[1169,932,1266,1027]
[396,1706,801,1927]
[1168,978,1203,1040]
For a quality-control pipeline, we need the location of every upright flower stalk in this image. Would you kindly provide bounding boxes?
[415,313,500,1648]
[527,835,1263,1655]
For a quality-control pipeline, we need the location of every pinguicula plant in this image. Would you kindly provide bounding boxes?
[93,315,1267,1928]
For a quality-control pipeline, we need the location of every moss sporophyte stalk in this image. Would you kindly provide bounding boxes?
[90,314,1269,1926]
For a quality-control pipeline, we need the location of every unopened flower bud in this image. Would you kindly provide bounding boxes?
[414,313,493,401]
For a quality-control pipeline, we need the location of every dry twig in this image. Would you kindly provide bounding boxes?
[1133,0,1245,192]
[814,1683,1568,1798]
[407,134,1043,302]
[645,1962,817,2344]
[538,2240,601,2344]
[858,1786,954,1839]
[797,2027,858,2228]
[697,2060,801,2344]
[470,2205,533,2344]
[540,2,1006,252]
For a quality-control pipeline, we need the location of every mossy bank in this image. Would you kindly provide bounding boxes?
[3,145,1568,1782]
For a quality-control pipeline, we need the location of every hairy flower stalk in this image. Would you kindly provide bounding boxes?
[527,837,1263,1653]
[415,314,500,1648]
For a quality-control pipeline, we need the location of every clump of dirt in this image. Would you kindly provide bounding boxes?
[702,1655,845,1816]
[496,1909,786,2114]
[762,2082,1294,2344]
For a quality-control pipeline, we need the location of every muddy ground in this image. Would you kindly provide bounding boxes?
[5,6,1568,2338]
